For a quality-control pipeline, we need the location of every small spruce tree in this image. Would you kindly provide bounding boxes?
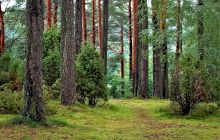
[76,43,107,106]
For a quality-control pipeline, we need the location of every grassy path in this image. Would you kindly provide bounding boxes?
[0,99,219,140]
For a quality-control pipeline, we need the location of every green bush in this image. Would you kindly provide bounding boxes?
[76,43,107,106]
[0,91,23,114]
[43,48,60,86]
[167,102,182,115]
[191,102,219,117]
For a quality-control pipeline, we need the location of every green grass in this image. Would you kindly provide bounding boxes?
[0,99,219,140]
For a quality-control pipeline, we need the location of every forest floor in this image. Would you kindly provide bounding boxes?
[0,99,219,140]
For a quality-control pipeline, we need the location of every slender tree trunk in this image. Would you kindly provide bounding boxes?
[98,0,102,52]
[47,0,52,28]
[75,0,82,54]
[120,24,125,96]
[60,0,76,105]
[82,0,87,43]
[160,0,168,99]
[152,0,162,98]
[92,0,96,45]
[53,1,58,26]
[0,2,4,54]
[102,0,109,75]
[139,0,148,99]
[132,0,138,96]
[128,0,133,80]
[198,0,204,61]
[23,0,45,122]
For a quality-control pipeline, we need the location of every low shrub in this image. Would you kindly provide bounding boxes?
[0,91,23,114]
[191,102,219,117]
[167,102,182,115]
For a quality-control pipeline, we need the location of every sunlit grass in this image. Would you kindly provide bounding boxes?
[0,99,219,140]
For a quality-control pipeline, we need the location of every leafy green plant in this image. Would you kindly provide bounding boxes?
[76,42,107,106]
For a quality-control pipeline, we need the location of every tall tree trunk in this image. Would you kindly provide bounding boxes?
[198,0,204,61]
[120,24,125,96]
[0,2,4,54]
[102,0,109,75]
[152,0,162,98]
[75,0,82,54]
[82,0,87,43]
[160,0,168,99]
[92,0,96,45]
[98,0,102,52]
[60,0,76,105]
[128,0,132,80]
[139,0,148,99]
[132,0,138,96]
[53,1,58,26]
[47,0,52,28]
[23,0,45,122]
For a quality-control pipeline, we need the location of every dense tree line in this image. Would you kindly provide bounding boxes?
[0,0,219,122]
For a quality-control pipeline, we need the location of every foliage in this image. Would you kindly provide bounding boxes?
[170,53,206,114]
[43,27,61,58]
[191,102,219,117]
[43,48,60,86]
[43,27,61,86]
[0,91,23,114]
[76,43,107,106]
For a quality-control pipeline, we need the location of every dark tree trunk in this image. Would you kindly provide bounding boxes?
[98,0,102,52]
[139,0,148,99]
[102,0,109,75]
[132,0,138,96]
[0,2,5,54]
[198,0,204,61]
[60,0,76,105]
[120,24,125,96]
[75,0,82,54]
[47,0,52,28]
[53,1,58,26]
[82,0,87,43]
[128,0,132,80]
[160,0,169,99]
[23,0,45,122]
[152,0,162,98]
[92,0,96,45]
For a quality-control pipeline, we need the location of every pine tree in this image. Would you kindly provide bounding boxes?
[23,0,45,122]
[60,0,76,105]
[75,0,82,54]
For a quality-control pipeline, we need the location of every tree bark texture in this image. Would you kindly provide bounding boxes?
[82,0,87,43]
[0,3,5,54]
[23,0,45,122]
[139,0,148,99]
[98,0,102,52]
[120,24,125,96]
[75,0,82,54]
[47,0,52,28]
[160,0,169,99]
[53,1,58,26]
[60,0,76,105]
[128,0,132,80]
[102,0,109,75]
[92,0,96,45]
[152,0,162,98]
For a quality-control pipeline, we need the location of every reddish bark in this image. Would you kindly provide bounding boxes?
[128,0,132,80]
[0,3,4,54]
[82,0,87,43]
[92,0,96,45]
[53,1,58,26]
[47,0,52,28]
[98,0,102,52]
